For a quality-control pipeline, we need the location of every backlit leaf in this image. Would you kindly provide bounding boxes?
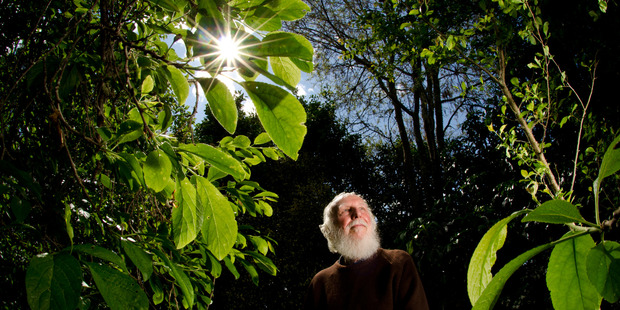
[198,78,237,134]
[241,81,306,160]
[468,210,527,305]
[178,143,246,180]
[196,176,237,260]
[547,232,601,310]
[143,149,172,192]
[173,177,199,249]
[473,243,554,310]
[522,199,588,225]
[163,64,189,104]
[271,56,301,87]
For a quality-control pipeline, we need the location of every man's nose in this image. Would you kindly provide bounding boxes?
[350,207,359,219]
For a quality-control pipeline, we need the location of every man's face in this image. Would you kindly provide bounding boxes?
[336,195,373,240]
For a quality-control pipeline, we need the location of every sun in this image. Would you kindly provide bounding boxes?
[215,34,243,68]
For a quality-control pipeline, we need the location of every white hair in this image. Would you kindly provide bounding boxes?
[319,192,380,260]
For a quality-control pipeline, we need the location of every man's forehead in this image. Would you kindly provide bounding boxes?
[337,196,366,208]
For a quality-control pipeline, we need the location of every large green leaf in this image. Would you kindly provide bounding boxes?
[86,262,149,310]
[473,243,554,310]
[266,0,311,21]
[172,177,199,249]
[467,210,527,305]
[521,199,589,225]
[177,143,247,179]
[72,244,128,272]
[26,253,82,310]
[271,56,301,87]
[143,149,172,192]
[195,176,238,260]
[241,81,306,160]
[547,232,601,310]
[163,64,189,104]
[153,249,194,308]
[121,240,153,281]
[198,78,237,134]
[254,31,313,61]
[586,241,620,303]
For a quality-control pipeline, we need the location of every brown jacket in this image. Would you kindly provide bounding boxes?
[305,248,429,310]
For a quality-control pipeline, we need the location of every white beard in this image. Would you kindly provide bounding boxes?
[333,219,380,262]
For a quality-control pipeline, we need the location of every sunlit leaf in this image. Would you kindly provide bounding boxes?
[271,56,301,86]
[468,210,527,305]
[163,64,189,104]
[143,149,172,192]
[547,232,601,310]
[178,143,246,180]
[254,32,313,61]
[195,176,237,260]
[521,199,589,225]
[173,177,199,249]
[473,243,554,310]
[26,253,82,310]
[198,78,237,134]
[241,81,306,160]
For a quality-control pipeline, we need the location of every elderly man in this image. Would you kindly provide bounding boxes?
[305,192,429,310]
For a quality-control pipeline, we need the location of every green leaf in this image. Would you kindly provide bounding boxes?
[521,199,589,225]
[290,57,314,73]
[245,7,282,31]
[547,232,601,310]
[473,243,554,310]
[72,244,128,273]
[271,56,301,87]
[254,32,313,61]
[266,0,311,21]
[467,210,527,305]
[178,143,246,180]
[253,132,272,145]
[64,203,74,246]
[163,65,189,104]
[141,75,154,94]
[153,249,194,308]
[173,177,199,249]
[195,176,238,260]
[241,81,306,160]
[198,78,237,134]
[143,149,172,192]
[119,152,145,187]
[240,259,260,285]
[116,120,143,145]
[26,253,82,310]
[586,241,620,303]
[86,262,149,310]
[223,256,240,279]
[247,251,277,275]
[597,134,620,180]
[121,240,153,281]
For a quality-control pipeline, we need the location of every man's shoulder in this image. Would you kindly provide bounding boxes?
[378,248,414,265]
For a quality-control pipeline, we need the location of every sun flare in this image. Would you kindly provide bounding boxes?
[215,35,242,67]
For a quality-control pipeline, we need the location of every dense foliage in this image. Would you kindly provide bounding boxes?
[0,0,313,308]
